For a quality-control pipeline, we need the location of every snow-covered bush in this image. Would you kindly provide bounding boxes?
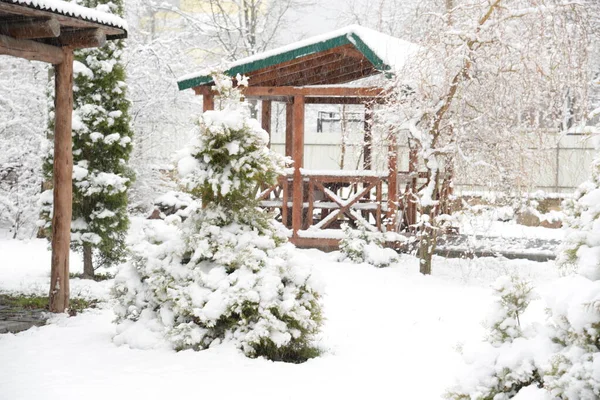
[338,223,399,268]
[152,190,194,217]
[544,153,600,398]
[448,153,600,399]
[557,157,600,278]
[113,77,323,362]
[486,276,536,346]
[445,275,545,400]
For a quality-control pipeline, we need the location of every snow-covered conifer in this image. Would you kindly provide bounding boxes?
[338,223,399,268]
[113,76,323,362]
[42,0,133,277]
[448,153,600,399]
[446,275,544,400]
[557,156,600,279]
[543,151,600,398]
[486,276,535,346]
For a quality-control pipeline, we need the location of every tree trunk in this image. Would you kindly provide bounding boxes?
[418,222,435,275]
[82,244,94,279]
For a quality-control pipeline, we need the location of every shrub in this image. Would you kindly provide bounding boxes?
[113,75,323,362]
[338,223,399,268]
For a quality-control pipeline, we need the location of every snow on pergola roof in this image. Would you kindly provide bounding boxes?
[177,25,418,91]
[0,0,127,41]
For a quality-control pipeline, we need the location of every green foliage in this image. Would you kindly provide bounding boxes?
[42,0,133,270]
[114,76,322,363]
[339,223,398,267]
[179,99,286,211]
[0,293,99,314]
[486,275,535,345]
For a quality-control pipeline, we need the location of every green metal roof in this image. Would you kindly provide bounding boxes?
[177,29,392,91]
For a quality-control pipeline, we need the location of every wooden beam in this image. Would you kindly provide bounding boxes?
[248,86,385,97]
[249,52,345,85]
[310,66,379,86]
[245,44,361,81]
[50,48,74,313]
[193,85,386,98]
[304,97,384,105]
[292,95,305,239]
[261,100,271,147]
[250,51,367,86]
[0,33,64,64]
[292,237,340,250]
[0,18,60,39]
[257,58,368,87]
[203,94,214,112]
[0,1,125,37]
[285,102,293,157]
[244,95,291,103]
[59,28,106,48]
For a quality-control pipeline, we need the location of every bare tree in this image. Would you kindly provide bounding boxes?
[383,0,598,274]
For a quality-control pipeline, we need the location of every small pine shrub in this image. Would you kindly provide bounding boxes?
[486,275,535,346]
[113,75,323,362]
[445,275,543,400]
[338,223,399,268]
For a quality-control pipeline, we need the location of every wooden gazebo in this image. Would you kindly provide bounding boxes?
[178,26,421,248]
[0,0,127,311]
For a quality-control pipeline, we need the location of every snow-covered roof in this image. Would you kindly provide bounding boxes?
[0,0,127,31]
[178,25,417,91]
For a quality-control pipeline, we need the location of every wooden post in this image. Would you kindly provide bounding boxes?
[408,147,419,227]
[363,102,373,170]
[386,132,398,232]
[203,94,214,112]
[285,102,293,157]
[306,178,314,229]
[281,176,289,228]
[49,48,73,313]
[292,95,305,239]
[261,100,271,148]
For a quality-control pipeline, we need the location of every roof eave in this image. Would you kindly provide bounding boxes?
[177,32,392,91]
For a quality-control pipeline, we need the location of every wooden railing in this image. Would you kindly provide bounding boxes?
[258,169,424,235]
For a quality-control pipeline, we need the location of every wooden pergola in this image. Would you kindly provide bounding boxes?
[179,26,422,249]
[0,0,127,312]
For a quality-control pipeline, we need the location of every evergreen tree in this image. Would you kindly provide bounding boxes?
[42,0,133,278]
[113,75,323,362]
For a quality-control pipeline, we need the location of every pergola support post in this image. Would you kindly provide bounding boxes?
[292,95,305,240]
[49,48,74,313]
[285,102,293,158]
[203,94,214,112]
[261,100,271,147]
[386,131,398,232]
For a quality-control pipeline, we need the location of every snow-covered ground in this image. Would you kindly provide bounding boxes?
[0,234,560,400]
[457,212,564,241]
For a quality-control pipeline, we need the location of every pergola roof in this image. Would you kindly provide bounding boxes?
[0,0,127,45]
[177,25,417,91]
